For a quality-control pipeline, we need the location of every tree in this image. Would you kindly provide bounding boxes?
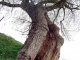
[0,0,80,60]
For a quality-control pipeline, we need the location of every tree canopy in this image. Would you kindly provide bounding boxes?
[0,0,80,22]
[0,0,80,37]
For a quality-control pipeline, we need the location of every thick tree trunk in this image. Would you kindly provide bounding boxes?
[17,5,64,60]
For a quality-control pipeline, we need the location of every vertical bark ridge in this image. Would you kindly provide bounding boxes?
[17,6,49,60]
[34,30,57,60]
[34,23,64,60]
[34,12,64,60]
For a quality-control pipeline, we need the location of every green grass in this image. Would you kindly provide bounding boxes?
[0,33,23,60]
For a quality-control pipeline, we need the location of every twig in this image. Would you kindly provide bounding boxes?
[0,17,4,21]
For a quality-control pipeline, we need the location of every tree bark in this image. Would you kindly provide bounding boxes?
[17,5,64,60]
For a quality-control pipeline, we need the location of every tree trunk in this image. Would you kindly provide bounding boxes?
[17,5,64,60]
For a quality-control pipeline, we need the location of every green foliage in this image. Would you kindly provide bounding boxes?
[0,33,22,60]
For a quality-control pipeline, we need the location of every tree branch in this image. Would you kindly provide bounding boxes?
[22,0,29,3]
[0,17,4,21]
[43,0,66,11]
[45,3,60,11]
[37,1,55,6]
[65,4,80,10]
[53,8,61,23]
[45,0,80,11]
[0,1,21,7]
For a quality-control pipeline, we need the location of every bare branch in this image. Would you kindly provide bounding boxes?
[44,0,67,11]
[65,4,80,10]
[45,5,58,11]
[60,21,65,36]
[0,1,21,7]
[64,1,80,11]
[53,8,61,23]
[0,17,4,21]
[22,0,29,3]
[61,7,65,22]
[37,1,55,6]
[44,0,80,12]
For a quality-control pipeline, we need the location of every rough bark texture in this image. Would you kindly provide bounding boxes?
[17,5,64,60]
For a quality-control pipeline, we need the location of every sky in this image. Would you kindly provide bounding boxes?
[0,6,80,60]
[59,32,80,60]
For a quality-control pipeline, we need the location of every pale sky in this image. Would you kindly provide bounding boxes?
[0,7,80,60]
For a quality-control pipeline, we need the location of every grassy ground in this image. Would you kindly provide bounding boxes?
[0,33,23,60]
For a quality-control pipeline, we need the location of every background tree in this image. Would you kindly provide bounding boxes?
[0,0,80,60]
